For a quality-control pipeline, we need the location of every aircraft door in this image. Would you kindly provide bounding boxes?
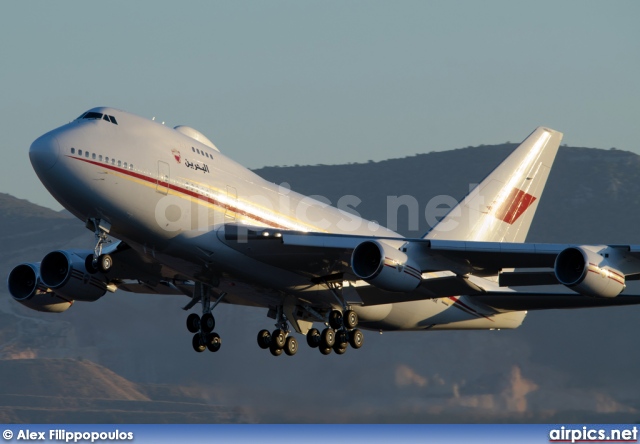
[157,161,170,194]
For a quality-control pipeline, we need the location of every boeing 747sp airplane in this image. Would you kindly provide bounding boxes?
[8,107,640,357]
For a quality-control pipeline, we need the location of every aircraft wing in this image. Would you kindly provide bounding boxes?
[220,224,640,303]
[221,224,568,277]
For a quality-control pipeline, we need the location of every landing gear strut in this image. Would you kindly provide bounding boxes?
[256,306,298,357]
[185,282,226,354]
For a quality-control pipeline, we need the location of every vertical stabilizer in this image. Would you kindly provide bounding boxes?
[425,127,563,243]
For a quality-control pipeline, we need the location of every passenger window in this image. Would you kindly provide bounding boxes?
[111,159,115,165]
[99,155,103,161]
[85,151,90,158]
[117,160,122,167]
[129,164,133,170]
[105,157,109,163]
[124,162,128,168]
[92,153,96,160]
[197,149,201,155]
[192,147,195,152]
[78,150,83,156]
[71,148,75,154]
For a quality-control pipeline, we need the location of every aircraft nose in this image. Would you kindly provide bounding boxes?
[29,132,60,171]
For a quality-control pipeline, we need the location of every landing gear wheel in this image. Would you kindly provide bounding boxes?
[344,310,358,329]
[186,313,201,333]
[306,328,320,348]
[333,342,348,355]
[349,329,364,349]
[271,329,286,349]
[321,328,335,348]
[269,343,283,357]
[192,333,206,353]
[206,332,221,352]
[329,310,343,329]
[99,254,113,273]
[257,329,271,349]
[201,313,215,333]
[284,336,298,356]
[319,346,332,355]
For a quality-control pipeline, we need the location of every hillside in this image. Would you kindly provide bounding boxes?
[0,359,247,423]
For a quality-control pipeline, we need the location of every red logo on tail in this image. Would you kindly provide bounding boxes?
[494,189,536,224]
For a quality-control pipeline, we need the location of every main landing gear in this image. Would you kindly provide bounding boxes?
[257,307,363,357]
[256,306,298,357]
[184,282,226,354]
[306,309,363,356]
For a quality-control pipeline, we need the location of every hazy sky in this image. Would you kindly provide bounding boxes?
[1,1,638,210]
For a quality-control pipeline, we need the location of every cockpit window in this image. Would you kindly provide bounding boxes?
[83,112,103,120]
[77,111,119,125]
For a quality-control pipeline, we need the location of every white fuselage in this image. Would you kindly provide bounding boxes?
[29,107,526,331]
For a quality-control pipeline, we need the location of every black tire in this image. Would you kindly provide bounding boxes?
[328,310,343,329]
[269,343,283,357]
[192,333,206,353]
[344,310,359,329]
[284,336,298,356]
[201,313,215,333]
[186,313,201,333]
[306,328,320,348]
[319,346,332,355]
[206,332,221,352]
[321,328,335,348]
[257,329,271,349]
[333,342,347,355]
[349,329,364,349]
[99,254,113,273]
[271,329,286,349]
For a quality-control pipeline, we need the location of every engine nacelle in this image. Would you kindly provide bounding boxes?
[7,263,73,313]
[40,250,107,302]
[351,240,422,292]
[554,246,625,298]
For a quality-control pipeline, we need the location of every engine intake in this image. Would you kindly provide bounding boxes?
[40,250,107,302]
[554,246,625,298]
[351,240,421,292]
[7,263,73,313]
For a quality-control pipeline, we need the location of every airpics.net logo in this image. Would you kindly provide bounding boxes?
[549,426,638,443]
[2,429,133,443]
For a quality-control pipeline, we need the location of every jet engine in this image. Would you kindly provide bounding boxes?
[554,246,625,298]
[351,240,422,292]
[7,263,73,313]
[40,250,107,302]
